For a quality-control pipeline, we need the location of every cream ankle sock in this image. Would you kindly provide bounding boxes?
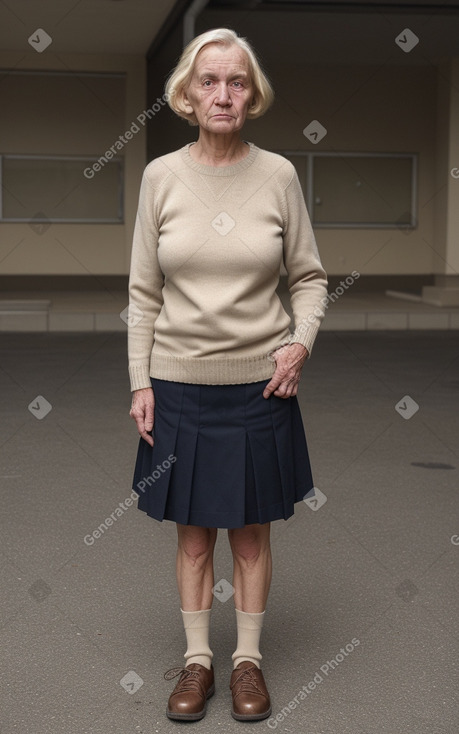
[231,608,265,669]
[181,608,213,670]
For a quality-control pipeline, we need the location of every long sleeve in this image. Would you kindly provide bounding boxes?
[127,167,164,391]
[281,165,328,356]
[127,143,328,387]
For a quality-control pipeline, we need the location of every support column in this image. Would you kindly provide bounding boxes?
[423,58,459,305]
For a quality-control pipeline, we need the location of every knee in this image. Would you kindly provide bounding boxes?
[229,526,270,565]
[178,527,216,566]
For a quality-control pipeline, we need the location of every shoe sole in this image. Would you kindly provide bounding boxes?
[166,683,215,721]
[231,706,272,722]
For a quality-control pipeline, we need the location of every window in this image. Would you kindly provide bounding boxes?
[0,155,123,223]
[279,151,417,229]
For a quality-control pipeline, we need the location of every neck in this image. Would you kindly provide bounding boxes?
[190,130,248,167]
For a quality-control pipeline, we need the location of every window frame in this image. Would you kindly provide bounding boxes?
[278,150,418,229]
[0,153,124,224]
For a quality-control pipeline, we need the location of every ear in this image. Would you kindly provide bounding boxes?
[181,89,194,115]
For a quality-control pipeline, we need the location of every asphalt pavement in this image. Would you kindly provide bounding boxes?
[1,330,458,734]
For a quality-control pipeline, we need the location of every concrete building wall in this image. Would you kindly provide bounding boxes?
[243,62,437,277]
[1,7,457,285]
[0,52,146,276]
[146,55,439,278]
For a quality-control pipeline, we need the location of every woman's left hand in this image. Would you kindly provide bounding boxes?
[263,342,309,399]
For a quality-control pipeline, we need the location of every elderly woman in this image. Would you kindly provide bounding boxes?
[128,27,327,722]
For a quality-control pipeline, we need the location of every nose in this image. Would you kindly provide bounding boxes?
[215,82,231,106]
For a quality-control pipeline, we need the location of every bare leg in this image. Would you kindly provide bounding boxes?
[166,524,217,718]
[227,522,272,612]
[175,523,218,611]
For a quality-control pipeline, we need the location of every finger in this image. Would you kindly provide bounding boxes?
[144,403,154,433]
[132,411,153,446]
[137,412,154,446]
[275,391,292,399]
[273,387,289,398]
[263,364,289,397]
[263,376,281,398]
[274,381,294,399]
[140,429,154,447]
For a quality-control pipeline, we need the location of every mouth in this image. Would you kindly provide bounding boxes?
[213,114,233,119]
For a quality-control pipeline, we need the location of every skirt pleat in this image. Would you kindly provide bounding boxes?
[132,377,314,529]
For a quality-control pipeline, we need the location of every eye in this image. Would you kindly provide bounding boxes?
[232,81,243,88]
[203,80,213,87]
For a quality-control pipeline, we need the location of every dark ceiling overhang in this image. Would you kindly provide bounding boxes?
[208,0,459,13]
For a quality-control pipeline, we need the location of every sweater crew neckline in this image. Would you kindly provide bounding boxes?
[181,141,258,176]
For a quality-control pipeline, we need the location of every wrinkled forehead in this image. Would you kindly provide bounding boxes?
[193,43,251,77]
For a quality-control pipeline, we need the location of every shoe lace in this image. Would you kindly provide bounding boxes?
[230,665,263,695]
[164,666,205,695]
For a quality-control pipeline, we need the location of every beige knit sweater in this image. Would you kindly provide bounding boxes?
[128,141,328,390]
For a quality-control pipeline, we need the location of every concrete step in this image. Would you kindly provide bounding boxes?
[422,286,459,307]
[0,299,51,311]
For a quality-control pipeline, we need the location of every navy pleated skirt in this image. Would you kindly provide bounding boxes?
[132,377,314,529]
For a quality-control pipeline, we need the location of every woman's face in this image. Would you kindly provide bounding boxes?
[183,43,254,134]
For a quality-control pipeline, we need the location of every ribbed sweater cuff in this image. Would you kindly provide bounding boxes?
[289,320,321,357]
[129,363,152,392]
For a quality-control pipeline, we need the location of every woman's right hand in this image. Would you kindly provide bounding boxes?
[130,387,155,447]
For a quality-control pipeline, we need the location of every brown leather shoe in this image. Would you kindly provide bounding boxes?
[230,661,272,721]
[164,663,215,721]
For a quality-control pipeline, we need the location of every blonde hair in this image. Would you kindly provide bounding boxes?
[165,28,274,125]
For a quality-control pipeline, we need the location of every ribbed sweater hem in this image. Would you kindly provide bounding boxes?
[128,320,322,390]
[149,353,276,385]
